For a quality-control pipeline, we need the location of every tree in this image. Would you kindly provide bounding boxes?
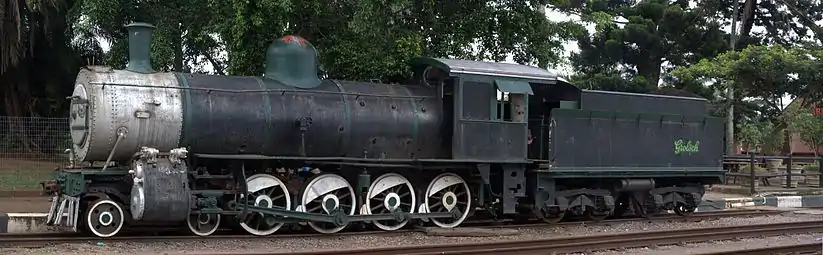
[1,0,102,117]
[80,0,224,73]
[206,0,588,81]
[550,0,728,92]
[702,0,823,47]
[784,103,823,156]
[79,0,587,83]
[737,120,768,153]
[670,45,823,124]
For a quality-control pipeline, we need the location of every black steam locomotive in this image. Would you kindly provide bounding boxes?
[41,22,724,238]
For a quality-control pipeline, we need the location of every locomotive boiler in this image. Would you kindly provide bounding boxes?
[70,23,444,163]
[43,22,725,238]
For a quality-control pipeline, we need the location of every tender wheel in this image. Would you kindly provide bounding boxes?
[239,173,292,236]
[365,173,416,231]
[85,199,125,238]
[612,195,631,218]
[538,208,565,224]
[674,203,696,216]
[187,212,221,236]
[301,173,356,234]
[424,173,471,228]
[585,208,609,222]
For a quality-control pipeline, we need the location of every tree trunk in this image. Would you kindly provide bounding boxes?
[736,0,758,46]
[781,0,823,43]
[635,56,663,90]
[1,65,37,153]
[173,22,184,72]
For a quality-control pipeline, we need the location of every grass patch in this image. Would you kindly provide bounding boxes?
[0,158,60,190]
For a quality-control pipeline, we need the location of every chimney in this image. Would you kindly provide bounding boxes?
[124,22,156,74]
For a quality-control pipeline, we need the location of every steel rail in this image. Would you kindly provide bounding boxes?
[696,242,822,255]
[228,220,823,255]
[0,209,784,247]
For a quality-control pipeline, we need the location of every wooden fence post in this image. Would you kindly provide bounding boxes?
[749,153,756,194]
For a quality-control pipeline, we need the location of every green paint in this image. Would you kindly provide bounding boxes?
[124,23,156,74]
[388,196,398,207]
[253,77,272,152]
[674,139,700,155]
[263,36,321,88]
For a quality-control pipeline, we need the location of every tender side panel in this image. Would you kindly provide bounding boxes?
[580,90,708,117]
[548,108,724,176]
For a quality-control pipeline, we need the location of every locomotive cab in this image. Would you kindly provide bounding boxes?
[410,57,574,163]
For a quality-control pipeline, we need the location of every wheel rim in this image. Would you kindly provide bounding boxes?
[301,174,356,234]
[239,173,291,236]
[424,173,471,228]
[365,173,416,231]
[187,213,221,236]
[86,199,124,238]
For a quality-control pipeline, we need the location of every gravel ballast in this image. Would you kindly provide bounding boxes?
[2,213,821,255]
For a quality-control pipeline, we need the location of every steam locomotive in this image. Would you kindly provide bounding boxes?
[41,22,725,238]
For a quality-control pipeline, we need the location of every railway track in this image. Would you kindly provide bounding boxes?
[242,220,823,255]
[698,243,822,255]
[0,209,785,247]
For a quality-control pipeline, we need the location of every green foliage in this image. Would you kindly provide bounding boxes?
[671,45,823,124]
[740,164,768,173]
[803,164,820,172]
[784,103,823,155]
[1,0,98,117]
[701,0,823,47]
[736,120,784,155]
[554,0,728,92]
[80,0,586,82]
[302,0,587,82]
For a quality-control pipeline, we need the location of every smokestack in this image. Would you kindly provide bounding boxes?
[124,22,156,74]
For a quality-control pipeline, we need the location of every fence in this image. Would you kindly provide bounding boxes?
[0,116,71,193]
[723,154,823,194]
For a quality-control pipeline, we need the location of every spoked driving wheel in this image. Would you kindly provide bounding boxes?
[238,173,292,236]
[365,173,416,231]
[301,173,356,234]
[424,173,471,228]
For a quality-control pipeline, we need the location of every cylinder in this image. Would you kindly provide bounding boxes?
[615,179,656,191]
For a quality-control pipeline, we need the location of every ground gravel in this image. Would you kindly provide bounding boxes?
[1,213,821,255]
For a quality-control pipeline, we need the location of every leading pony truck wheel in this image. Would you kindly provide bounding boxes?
[85,199,126,238]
